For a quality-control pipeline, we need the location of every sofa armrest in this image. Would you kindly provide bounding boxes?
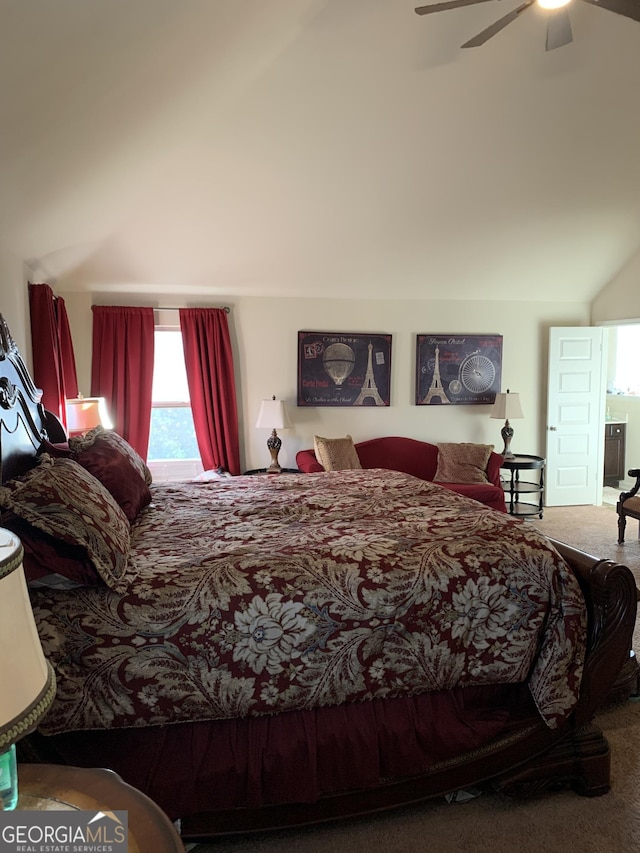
[486,451,505,490]
[296,449,324,473]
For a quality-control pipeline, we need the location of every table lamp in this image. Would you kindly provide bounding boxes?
[0,530,56,810]
[490,389,524,460]
[255,396,291,473]
[65,395,112,436]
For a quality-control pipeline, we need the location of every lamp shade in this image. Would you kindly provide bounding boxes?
[490,390,524,421]
[65,396,112,435]
[255,396,291,430]
[0,530,56,752]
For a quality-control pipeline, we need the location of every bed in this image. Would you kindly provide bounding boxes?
[0,315,636,841]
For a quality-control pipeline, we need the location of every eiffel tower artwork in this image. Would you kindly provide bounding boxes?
[422,346,450,405]
[298,331,391,407]
[354,342,385,406]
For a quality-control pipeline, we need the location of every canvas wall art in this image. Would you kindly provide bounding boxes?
[297,331,392,407]
[415,333,502,405]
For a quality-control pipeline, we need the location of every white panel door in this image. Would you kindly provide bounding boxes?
[545,327,606,506]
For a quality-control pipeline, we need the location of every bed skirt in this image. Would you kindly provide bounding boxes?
[24,683,533,821]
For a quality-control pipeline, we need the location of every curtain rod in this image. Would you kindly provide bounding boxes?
[155,306,230,313]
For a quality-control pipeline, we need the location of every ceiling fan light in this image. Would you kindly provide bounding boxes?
[538,0,571,9]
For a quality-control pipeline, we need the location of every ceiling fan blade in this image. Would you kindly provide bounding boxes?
[461,0,536,47]
[415,0,495,14]
[546,8,573,49]
[580,0,640,23]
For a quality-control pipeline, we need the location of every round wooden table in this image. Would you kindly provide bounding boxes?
[17,764,185,853]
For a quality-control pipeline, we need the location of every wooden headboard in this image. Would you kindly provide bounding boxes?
[0,314,61,484]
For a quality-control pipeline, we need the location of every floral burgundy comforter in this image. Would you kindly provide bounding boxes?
[31,469,586,735]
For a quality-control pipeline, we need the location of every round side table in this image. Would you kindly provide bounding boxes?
[500,454,545,518]
[17,765,185,853]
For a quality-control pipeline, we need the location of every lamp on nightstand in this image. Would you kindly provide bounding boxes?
[0,529,56,810]
[490,389,524,460]
[255,396,291,473]
[65,395,112,436]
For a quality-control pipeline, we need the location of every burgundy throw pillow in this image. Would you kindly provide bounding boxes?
[0,455,131,592]
[70,428,152,522]
[1,510,101,588]
[70,426,153,485]
[37,439,74,459]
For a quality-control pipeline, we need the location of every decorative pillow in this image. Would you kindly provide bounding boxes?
[1,509,99,588]
[314,435,362,471]
[192,468,234,481]
[434,443,494,485]
[0,455,131,591]
[70,426,153,486]
[70,429,152,522]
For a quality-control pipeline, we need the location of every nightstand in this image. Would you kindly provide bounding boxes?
[500,455,545,519]
[16,765,184,853]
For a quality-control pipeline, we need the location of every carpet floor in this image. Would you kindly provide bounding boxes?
[190,503,640,853]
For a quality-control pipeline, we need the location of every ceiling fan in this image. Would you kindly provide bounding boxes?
[415,0,640,51]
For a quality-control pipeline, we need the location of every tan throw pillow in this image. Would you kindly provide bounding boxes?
[434,442,494,484]
[314,435,362,471]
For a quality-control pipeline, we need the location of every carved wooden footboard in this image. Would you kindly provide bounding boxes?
[557,540,639,723]
[489,541,638,802]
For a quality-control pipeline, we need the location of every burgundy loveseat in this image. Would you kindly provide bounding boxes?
[296,436,507,512]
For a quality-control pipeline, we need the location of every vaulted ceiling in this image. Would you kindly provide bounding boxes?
[2,0,640,302]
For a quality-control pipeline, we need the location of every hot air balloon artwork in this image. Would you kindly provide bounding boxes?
[322,343,356,387]
[297,331,392,407]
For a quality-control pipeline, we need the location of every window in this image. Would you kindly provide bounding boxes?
[610,325,640,397]
[147,328,203,481]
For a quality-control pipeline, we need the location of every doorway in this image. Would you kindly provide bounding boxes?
[546,324,640,508]
[601,322,640,505]
[545,327,607,507]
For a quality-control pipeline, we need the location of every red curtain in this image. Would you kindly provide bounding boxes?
[28,283,79,426]
[90,306,155,459]
[179,308,240,475]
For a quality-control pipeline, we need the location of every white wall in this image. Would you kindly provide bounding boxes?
[59,290,589,473]
[592,248,640,325]
[63,289,93,395]
[0,250,31,360]
[238,297,592,471]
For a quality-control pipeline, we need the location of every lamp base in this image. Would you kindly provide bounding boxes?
[267,430,282,474]
[501,419,515,460]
